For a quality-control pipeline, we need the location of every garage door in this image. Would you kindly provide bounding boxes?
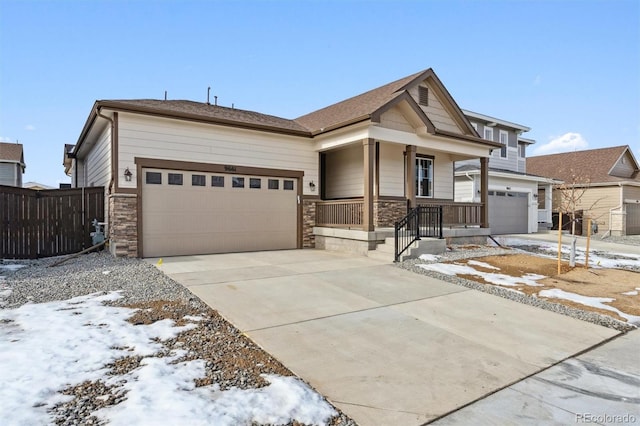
[141,168,298,257]
[627,203,640,235]
[488,191,529,235]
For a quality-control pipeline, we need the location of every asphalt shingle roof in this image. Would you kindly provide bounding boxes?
[527,146,639,184]
[0,142,24,163]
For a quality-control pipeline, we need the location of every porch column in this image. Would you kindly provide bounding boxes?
[363,138,375,231]
[405,145,416,209]
[480,156,489,228]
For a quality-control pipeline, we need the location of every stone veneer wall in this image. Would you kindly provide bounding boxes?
[374,200,407,227]
[303,199,316,247]
[108,193,138,257]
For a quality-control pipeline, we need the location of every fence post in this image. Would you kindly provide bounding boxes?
[438,206,443,239]
[415,207,421,240]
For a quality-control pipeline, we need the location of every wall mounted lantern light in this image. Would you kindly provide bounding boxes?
[124,168,133,182]
[309,180,316,192]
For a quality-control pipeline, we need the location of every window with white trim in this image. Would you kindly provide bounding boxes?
[484,127,493,141]
[518,144,526,158]
[416,156,433,197]
[499,130,508,158]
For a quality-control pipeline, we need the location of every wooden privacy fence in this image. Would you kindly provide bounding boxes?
[0,185,105,259]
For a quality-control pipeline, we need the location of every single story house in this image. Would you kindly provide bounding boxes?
[66,68,502,258]
[455,110,560,234]
[0,142,26,187]
[527,145,640,236]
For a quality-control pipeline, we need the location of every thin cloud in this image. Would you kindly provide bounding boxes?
[533,132,588,155]
[25,124,36,131]
[0,136,13,142]
[533,75,542,86]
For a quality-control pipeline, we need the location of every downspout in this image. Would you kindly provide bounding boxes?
[603,182,623,239]
[464,172,475,202]
[96,107,115,194]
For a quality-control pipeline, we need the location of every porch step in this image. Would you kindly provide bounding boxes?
[368,236,446,262]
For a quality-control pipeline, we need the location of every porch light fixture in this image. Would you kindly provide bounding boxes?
[309,180,316,191]
[533,194,538,199]
[124,168,133,182]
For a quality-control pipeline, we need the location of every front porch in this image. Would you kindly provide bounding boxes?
[313,197,491,260]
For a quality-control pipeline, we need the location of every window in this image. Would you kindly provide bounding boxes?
[484,127,493,141]
[415,157,433,197]
[232,177,245,188]
[283,180,294,190]
[418,86,429,106]
[191,174,205,186]
[268,179,279,190]
[499,130,508,158]
[168,173,183,185]
[518,144,526,158]
[145,172,162,185]
[250,178,261,189]
[211,176,224,187]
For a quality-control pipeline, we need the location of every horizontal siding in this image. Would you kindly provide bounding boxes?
[417,148,453,200]
[408,82,461,134]
[0,163,17,186]
[379,143,404,197]
[454,176,473,202]
[610,151,636,178]
[623,185,640,201]
[85,125,111,188]
[118,113,318,195]
[325,144,363,198]
[379,107,414,133]
[554,186,621,231]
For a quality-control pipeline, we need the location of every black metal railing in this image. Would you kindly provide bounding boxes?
[394,205,443,262]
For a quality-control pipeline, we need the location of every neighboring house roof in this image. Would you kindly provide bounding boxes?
[23,181,54,190]
[461,109,531,133]
[0,142,26,171]
[527,145,640,184]
[75,68,497,156]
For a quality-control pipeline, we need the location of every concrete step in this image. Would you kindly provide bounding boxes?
[369,237,446,262]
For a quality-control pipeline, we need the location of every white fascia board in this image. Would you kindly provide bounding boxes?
[518,137,536,144]
[455,169,562,184]
[462,109,531,132]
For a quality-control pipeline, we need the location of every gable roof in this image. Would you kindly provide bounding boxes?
[294,68,485,144]
[77,68,498,154]
[0,142,25,167]
[96,99,310,135]
[527,145,640,184]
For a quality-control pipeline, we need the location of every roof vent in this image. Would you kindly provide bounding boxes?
[418,86,428,106]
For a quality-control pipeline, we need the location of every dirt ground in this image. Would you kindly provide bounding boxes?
[455,254,640,323]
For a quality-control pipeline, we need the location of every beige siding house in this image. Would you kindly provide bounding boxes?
[527,146,640,236]
[67,68,500,258]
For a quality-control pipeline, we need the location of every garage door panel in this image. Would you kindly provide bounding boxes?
[627,204,640,235]
[142,168,298,257]
[489,192,529,235]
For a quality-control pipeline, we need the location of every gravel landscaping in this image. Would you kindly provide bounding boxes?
[0,252,355,426]
[398,244,637,333]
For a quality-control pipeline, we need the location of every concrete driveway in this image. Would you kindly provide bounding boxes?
[151,249,620,425]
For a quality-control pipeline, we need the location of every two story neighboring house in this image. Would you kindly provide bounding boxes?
[454,110,559,234]
[0,142,26,187]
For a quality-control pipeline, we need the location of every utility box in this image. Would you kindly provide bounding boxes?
[90,219,106,245]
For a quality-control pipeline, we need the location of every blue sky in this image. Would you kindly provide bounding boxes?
[1,0,638,186]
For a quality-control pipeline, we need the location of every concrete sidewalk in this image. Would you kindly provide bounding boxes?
[151,249,620,425]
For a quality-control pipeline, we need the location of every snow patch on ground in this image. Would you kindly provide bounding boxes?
[467,260,500,270]
[0,263,26,271]
[539,289,640,325]
[418,254,441,262]
[0,291,336,426]
[622,291,638,296]
[418,263,545,287]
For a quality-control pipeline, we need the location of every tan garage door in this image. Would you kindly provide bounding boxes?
[627,203,640,235]
[141,168,298,257]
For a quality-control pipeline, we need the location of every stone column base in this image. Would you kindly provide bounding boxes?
[108,193,138,257]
